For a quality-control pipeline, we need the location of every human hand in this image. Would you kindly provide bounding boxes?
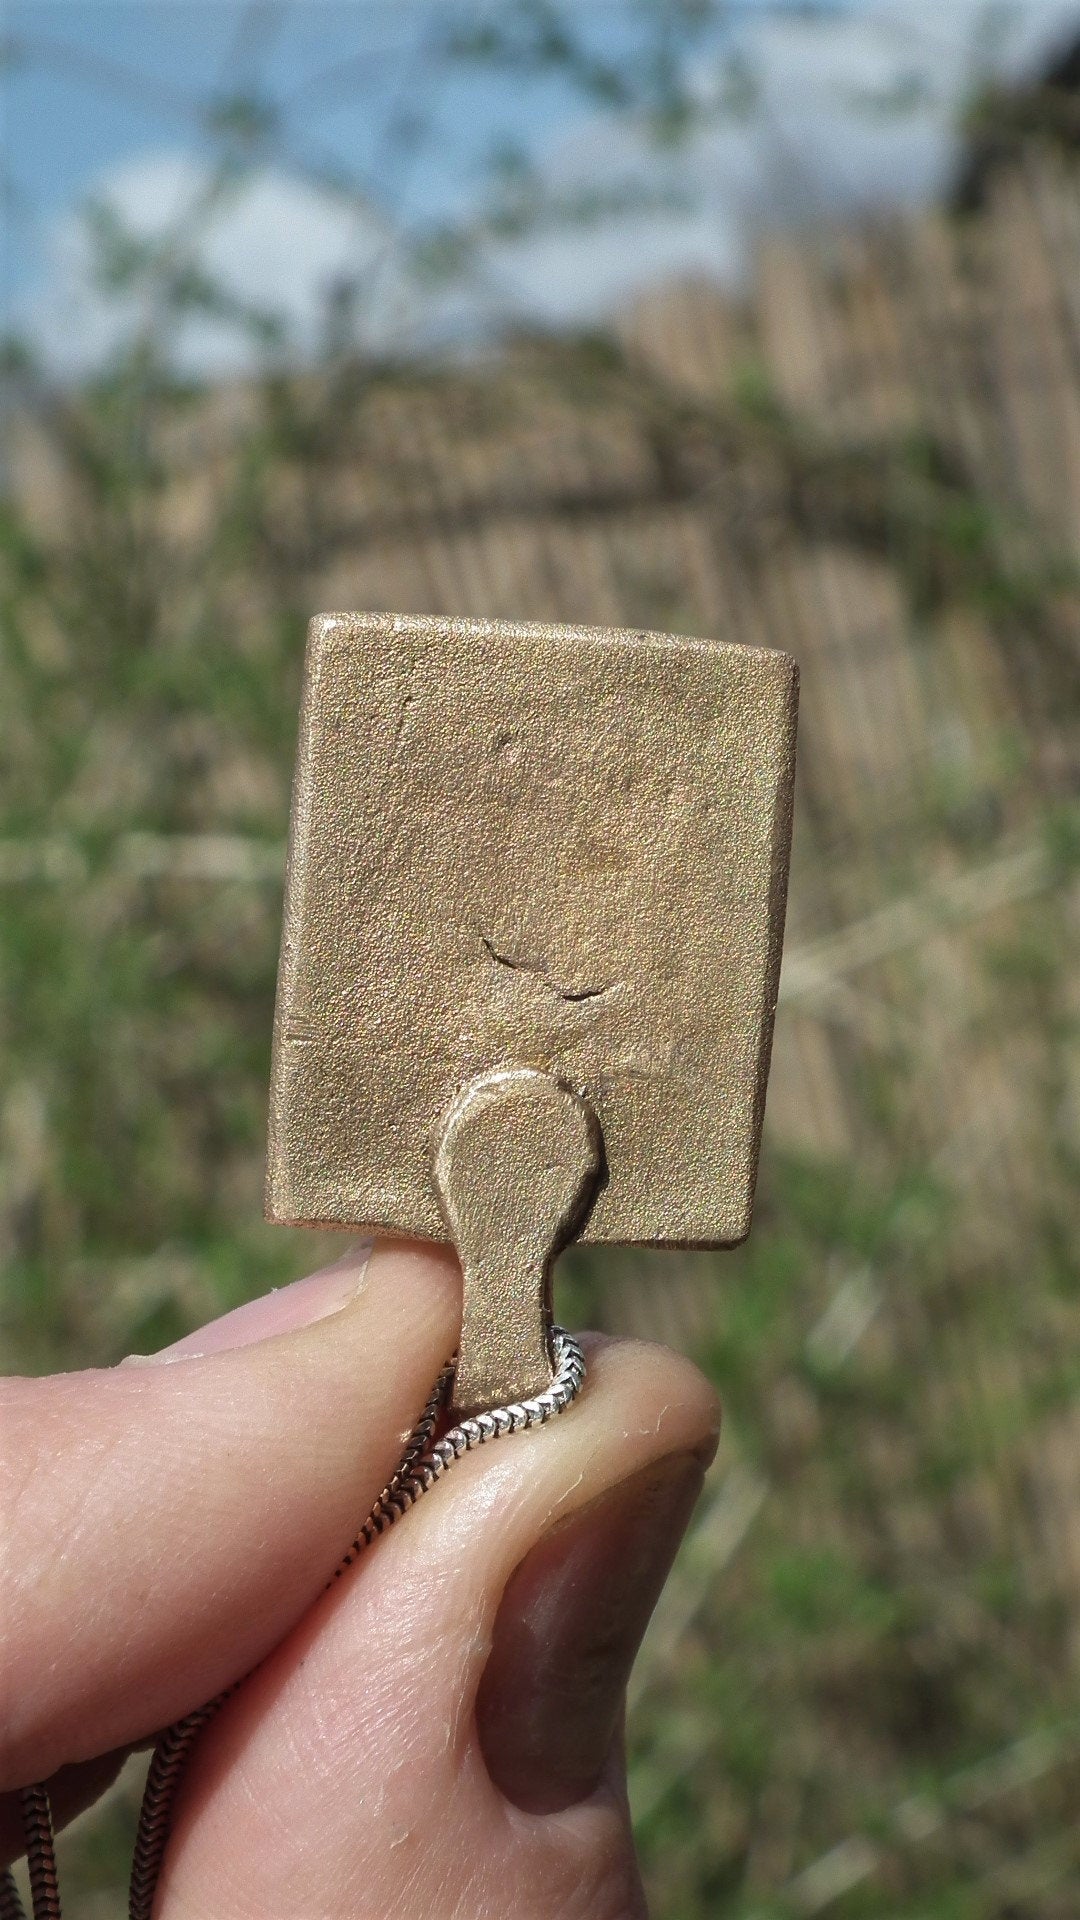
[1,1241,719,1919]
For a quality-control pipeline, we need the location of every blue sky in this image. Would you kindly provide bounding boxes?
[4,2,1079,375]
[4,4,573,258]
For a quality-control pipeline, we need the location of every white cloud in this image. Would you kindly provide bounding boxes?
[22,150,415,379]
[485,210,745,330]
[18,4,1080,375]
[479,2,1080,325]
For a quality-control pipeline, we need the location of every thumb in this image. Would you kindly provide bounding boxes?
[160,1335,719,1920]
[0,1241,459,1789]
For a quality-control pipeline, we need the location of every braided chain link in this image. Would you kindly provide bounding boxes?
[6,1330,586,1920]
[0,1872,28,1920]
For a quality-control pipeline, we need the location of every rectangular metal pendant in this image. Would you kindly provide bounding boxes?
[267,613,797,1407]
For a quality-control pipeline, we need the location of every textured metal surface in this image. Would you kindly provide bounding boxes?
[267,612,798,1254]
[433,1068,601,1413]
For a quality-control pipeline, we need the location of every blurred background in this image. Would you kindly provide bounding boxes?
[3,3,1080,1915]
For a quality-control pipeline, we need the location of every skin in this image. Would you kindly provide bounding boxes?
[1,1239,720,1920]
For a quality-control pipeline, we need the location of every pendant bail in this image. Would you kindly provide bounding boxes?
[432,1067,602,1416]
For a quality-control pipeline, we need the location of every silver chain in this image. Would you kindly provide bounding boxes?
[2,1329,586,1920]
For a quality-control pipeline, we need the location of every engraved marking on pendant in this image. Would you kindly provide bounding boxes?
[480,935,615,1004]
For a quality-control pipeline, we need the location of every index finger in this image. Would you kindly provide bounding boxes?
[0,1242,459,1790]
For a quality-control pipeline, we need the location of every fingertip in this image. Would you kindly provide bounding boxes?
[574,1333,722,1460]
[1,1236,463,1787]
[363,1234,462,1321]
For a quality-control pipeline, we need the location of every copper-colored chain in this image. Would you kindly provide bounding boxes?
[4,1330,586,1920]
[0,1791,59,1920]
